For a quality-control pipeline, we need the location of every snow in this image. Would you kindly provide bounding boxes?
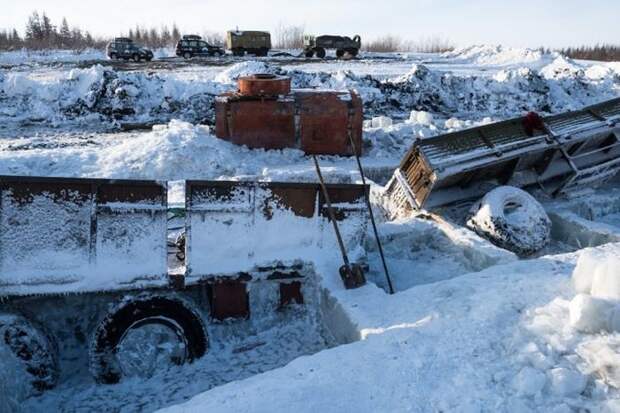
[1,46,620,412]
[162,248,620,413]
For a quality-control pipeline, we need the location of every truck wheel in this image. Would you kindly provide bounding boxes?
[336,49,345,58]
[109,53,117,60]
[0,314,59,394]
[183,51,192,59]
[348,48,359,57]
[232,48,244,57]
[304,49,314,58]
[90,295,208,384]
[315,47,326,59]
[466,186,552,256]
[132,54,140,62]
[259,47,269,57]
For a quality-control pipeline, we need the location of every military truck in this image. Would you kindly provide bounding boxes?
[176,35,224,58]
[226,30,271,56]
[304,35,361,58]
[106,37,153,62]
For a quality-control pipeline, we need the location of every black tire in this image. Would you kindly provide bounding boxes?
[466,186,551,256]
[0,314,59,393]
[232,48,244,57]
[336,49,345,58]
[259,47,269,57]
[183,51,192,59]
[109,53,118,60]
[304,49,314,58]
[132,54,140,62]
[348,48,359,57]
[146,56,153,62]
[90,295,207,384]
[315,47,326,59]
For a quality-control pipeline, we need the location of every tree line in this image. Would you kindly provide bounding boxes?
[1,11,619,62]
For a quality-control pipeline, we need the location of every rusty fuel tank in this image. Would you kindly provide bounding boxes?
[215,74,363,156]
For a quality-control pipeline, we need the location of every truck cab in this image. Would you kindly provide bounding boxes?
[176,35,224,59]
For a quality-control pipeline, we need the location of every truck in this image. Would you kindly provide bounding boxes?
[0,176,367,394]
[226,30,271,56]
[303,34,361,58]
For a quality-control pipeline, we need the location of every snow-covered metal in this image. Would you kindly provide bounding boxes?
[385,98,620,213]
[0,176,167,295]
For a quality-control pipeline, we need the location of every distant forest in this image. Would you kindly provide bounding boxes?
[1,11,619,61]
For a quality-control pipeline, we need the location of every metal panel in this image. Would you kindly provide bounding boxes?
[0,176,167,296]
[185,180,367,280]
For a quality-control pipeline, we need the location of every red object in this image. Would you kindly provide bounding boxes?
[215,75,363,156]
[209,280,249,320]
[522,112,546,137]
[279,281,304,308]
[238,74,291,96]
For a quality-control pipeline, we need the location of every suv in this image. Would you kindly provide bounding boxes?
[107,38,154,62]
[176,35,224,59]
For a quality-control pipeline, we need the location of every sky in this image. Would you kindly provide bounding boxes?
[1,0,619,48]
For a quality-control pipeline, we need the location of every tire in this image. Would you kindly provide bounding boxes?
[315,47,326,59]
[183,51,192,59]
[348,48,359,57]
[132,54,140,62]
[90,295,207,384]
[336,49,345,58]
[259,47,269,57]
[0,314,58,394]
[146,56,153,62]
[466,186,551,256]
[304,49,314,58]
[232,48,244,57]
[109,53,117,60]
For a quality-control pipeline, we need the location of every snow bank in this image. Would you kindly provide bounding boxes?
[568,245,620,334]
[214,61,276,84]
[0,48,105,65]
[161,249,620,413]
[443,45,556,67]
[1,55,618,129]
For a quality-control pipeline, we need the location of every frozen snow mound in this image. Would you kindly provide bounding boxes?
[569,244,620,334]
[443,44,556,67]
[214,61,277,84]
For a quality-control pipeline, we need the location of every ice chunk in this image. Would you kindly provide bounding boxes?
[408,110,434,126]
[569,294,614,333]
[371,116,392,128]
[572,249,598,294]
[548,367,586,396]
[591,263,620,302]
[513,367,546,396]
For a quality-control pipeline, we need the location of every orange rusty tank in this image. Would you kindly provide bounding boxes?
[215,74,363,156]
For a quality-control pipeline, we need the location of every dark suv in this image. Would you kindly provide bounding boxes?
[176,35,224,59]
[107,38,154,62]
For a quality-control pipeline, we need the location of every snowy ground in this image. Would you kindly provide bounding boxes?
[1,46,620,412]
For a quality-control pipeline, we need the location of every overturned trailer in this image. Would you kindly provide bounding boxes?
[385,98,620,215]
[0,176,367,392]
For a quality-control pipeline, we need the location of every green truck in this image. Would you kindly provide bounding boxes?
[226,30,271,56]
[303,34,361,58]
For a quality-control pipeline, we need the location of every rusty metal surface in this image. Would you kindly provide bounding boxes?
[215,89,363,156]
[238,74,291,96]
[209,280,249,320]
[385,98,620,212]
[0,176,167,295]
[279,281,303,307]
